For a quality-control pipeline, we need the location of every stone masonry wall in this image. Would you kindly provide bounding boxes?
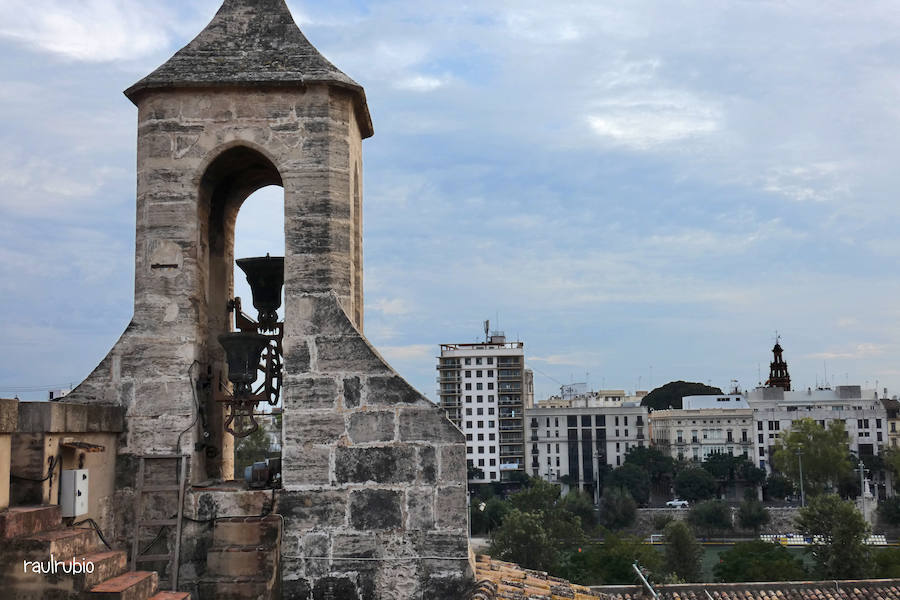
[278,292,470,600]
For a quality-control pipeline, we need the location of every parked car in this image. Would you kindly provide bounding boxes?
[666,499,689,508]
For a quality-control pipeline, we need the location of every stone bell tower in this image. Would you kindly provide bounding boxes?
[64,0,470,597]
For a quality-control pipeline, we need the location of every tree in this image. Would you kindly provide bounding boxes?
[471,497,509,535]
[874,548,900,578]
[506,479,585,554]
[489,509,559,572]
[624,446,676,486]
[663,520,703,582]
[560,489,598,531]
[561,534,663,585]
[764,473,793,501]
[771,418,852,496]
[713,540,807,582]
[737,498,770,532]
[235,419,273,475]
[674,467,717,502]
[795,493,871,579]
[605,463,651,505]
[468,464,485,480]
[641,381,723,411]
[878,496,900,527]
[598,486,637,530]
[687,499,732,536]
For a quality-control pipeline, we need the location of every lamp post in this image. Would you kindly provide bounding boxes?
[593,450,602,505]
[796,444,805,508]
[858,460,867,517]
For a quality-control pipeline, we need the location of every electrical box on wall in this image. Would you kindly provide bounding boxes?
[60,469,89,517]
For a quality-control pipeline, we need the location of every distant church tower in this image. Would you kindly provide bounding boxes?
[765,337,792,391]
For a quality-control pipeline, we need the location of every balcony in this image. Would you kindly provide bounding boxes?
[498,369,522,379]
[437,361,460,370]
[530,434,538,442]
[441,400,461,408]
[499,396,522,406]
[499,383,522,392]
[692,437,699,443]
[500,424,523,431]
[437,374,461,383]
[497,358,522,367]
[500,433,524,443]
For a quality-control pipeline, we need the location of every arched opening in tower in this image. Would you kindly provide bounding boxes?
[198,145,284,482]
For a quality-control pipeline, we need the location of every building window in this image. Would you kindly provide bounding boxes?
[466,434,472,441]
[478,459,485,466]
[477,395,483,402]
[487,357,494,364]
[465,383,472,390]
[546,418,550,427]
[489,433,495,440]
[465,358,471,365]
[488,370,494,377]
[476,370,483,377]
[478,433,484,441]
[465,408,472,415]
[477,421,484,428]
[758,422,763,431]
[476,358,483,365]
[476,383,483,390]
[488,420,494,427]
[465,370,471,377]
[465,395,472,402]
[489,459,496,466]
[466,447,473,454]
[487,382,494,390]
[466,421,472,428]
[488,407,495,415]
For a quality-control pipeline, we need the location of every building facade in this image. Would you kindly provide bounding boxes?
[650,394,756,463]
[438,334,526,482]
[525,402,648,501]
[747,385,888,471]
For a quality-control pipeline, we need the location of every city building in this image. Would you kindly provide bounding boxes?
[525,400,648,501]
[438,331,526,482]
[744,341,889,475]
[649,393,756,463]
[883,397,900,449]
[536,389,648,409]
[748,384,888,471]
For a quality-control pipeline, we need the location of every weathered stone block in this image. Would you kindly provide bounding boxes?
[278,490,347,530]
[283,411,345,445]
[406,488,435,530]
[283,338,311,372]
[312,577,359,600]
[418,446,436,484]
[0,398,17,433]
[439,445,467,482]
[302,532,331,578]
[349,490,402,530]
[343,376,361,408]
[315,336,391,374]
[365,375,425,405]
[283,376,339,410]
[282,577,312,600]
[399,408,462,442]
[347,411,395,443]
[435,486,467,529]
[281,446,331,486]
[335,447,416,484]
[417,531,470,557]
[284,293,357,338]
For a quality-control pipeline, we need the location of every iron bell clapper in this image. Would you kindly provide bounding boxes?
[236,254,284,328]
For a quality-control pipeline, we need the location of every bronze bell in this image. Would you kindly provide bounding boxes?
[236,254,284,328]
[218,332,269,395]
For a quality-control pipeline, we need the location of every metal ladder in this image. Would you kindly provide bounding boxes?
[131,454,188,591]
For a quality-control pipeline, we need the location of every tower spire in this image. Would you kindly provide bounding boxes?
[765,336,791,391]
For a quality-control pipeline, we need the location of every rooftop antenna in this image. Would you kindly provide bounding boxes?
[483,319,489,343]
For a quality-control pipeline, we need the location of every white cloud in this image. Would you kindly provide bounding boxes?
[587,92,721,149]
[806,343,889,360]
[370,298,413,316]
[0,0,172,61]
[394,75,446,92]
[378,344,434,362]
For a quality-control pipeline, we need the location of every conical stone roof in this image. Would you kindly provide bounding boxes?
[125,0,372,137]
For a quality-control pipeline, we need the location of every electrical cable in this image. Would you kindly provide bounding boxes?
[11,454,61,482]
[176,360,202,455]
[73,518,113,550]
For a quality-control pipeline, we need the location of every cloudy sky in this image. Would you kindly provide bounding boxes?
[2,0,900,402]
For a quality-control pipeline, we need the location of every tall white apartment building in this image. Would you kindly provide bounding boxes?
[525,401,648,501]
[650,394,756,463]
[438,333,526,483]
